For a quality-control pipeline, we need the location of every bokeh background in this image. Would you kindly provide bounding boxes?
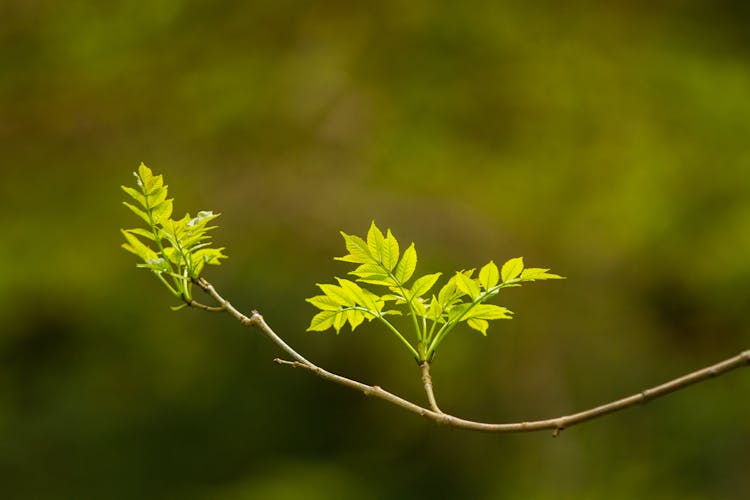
[2,1,750,498]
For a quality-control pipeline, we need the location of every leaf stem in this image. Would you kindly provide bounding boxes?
[376,314,421,361]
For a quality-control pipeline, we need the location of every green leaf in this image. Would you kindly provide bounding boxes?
[437,279,460,309]
[381,229,400,271]
[393,243,417,283]
[337,278,379,312]
[520,268,565,281]
[467,318,489,335]
[447,303,472,323]
[307,310,339,332]
[357,276,397,287]
[151,199,173,224]
[163,247,181,265]
[147,186,168,207]
[478,261,499,290]
[367,221,386,264]
[426,295,442,321]
[463,304,513,320]
[137,163,164,194]
[501,257,524,282]
[350,263,390,280]
[121,186,146,206]
[409,272,442,299]
[317,283,354,308]
[333,310,347,333]
[412,297,427,317]
[121,229,158,262]
[454,272,481,300]
[126,227,156,241]
[122,201,150,224]
[193,247,227,266]
[346,309,365,330]
[336,232,372,264]
[306,295,342,311]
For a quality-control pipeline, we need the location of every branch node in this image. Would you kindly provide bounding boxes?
[639,390,651,404]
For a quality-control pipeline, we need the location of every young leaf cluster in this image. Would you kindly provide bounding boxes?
[121,163,227,308]
[307,222,563,362]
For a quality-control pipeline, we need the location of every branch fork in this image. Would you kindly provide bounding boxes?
[194,278,749,436]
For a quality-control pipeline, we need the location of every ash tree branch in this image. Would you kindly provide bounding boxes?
[195,278,750,436]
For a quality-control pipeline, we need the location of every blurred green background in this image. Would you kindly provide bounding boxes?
[2,1,750,498]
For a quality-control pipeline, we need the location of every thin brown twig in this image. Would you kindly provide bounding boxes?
[194,277,750,436]
[189,299,227,312]
[420,361,443,414]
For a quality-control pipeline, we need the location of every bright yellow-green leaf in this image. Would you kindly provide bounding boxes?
[478,261,499,290]
[126,227,156,241]
[122,201,150,224]
[394,243,417,283]
[463,304,513,320]
[501,257,524,282]
[350,263,389,280]
[346,309,365,330]
[147,186,168,208]
[137,163,164,194]
[317,283,354,308]
[337,278,378,311]
[438,279,459,307]
[467,318,489,335]
[427,295,442,321]
[356,276,396,286]
[520,268,565,281]
[381,229,400,271]
[306,295,341,311]
[307,310,339,332]
[150,199,173,224]
[367,221,386,264]
[121,186,146,206]
[454,272,481,300]
[121,229,158,262]
[336,232,372,264]
[412,297,427,317]
[409,272,442,299]
[333,310,347,333]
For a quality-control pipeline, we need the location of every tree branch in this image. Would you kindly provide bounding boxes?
[420,361,443,414]
[194,278,749,436]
